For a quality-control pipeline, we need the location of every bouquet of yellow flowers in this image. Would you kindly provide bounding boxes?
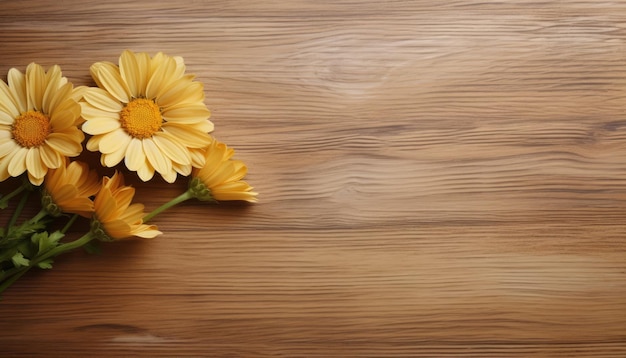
[0,50,257,296]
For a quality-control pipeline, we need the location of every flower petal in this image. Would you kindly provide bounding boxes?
[42,65,63,113]
[131,224,162,238]
[162,103,211,124]
[26,63,46,111]
[0,150,14,180]
[153,133,191,165]
[39,145,63,168]
[0,138,15,157]
[162,123,212,147]
[157,79,204,109]
[99,129,131,154]
[0,80,20,118]
[83,87,123,112]
[173,162,192,176]
[7,68,27,113]
[136,161,155,181]
[8,147,28,177]
[86,135,102,152]
[124,138,146,171]
[119,50,141,97]
[143,138,172,177]
[45,133,83,156]
[146,54,177,99]
[91,62,130,103]
[103,143,128,167]
[46,82,74,116]
[25,147,47,179]
[82,116,121,135]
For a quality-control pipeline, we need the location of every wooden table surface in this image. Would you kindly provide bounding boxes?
[2,0,626,356]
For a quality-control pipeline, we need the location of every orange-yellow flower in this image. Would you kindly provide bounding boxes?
[42,160,100,217]
[91,171,161,241]
[0,63,85,185]
[189,139,257,202]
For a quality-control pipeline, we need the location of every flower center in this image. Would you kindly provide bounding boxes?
[119,98,163,139]
[12,110,51,148]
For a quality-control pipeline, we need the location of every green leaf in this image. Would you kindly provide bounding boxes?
[11,252,29,268]
[32,231,64,255]
[16,241,35,261]
[37,259,53,269]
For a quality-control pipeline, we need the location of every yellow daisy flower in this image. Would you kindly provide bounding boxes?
[91,171,161,241]
[42,160,100,218]
[0,63,85,185]
[189,139,258,202]
[81,50,214,183]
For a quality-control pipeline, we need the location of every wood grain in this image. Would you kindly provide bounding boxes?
[2,0,626,356]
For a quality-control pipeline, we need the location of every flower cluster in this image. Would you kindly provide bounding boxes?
[0,50,257,295]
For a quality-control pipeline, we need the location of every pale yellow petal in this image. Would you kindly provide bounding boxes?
[146,54,177,99]
[82,116,121,135]
[70,85,88,102]
[7,68,27,113]
[131,225,162,238]
[0,149,12,181]
[172,56,186,80]
[156,79,204,108]
[91,62,130,103]
[136,160,155,182]
[119,50,141,97]
[8,146,28,177]
[86,135,102,152]
[27,171,43,186]
[143,138,172,177]
[99,129,131,155]
[173,162,192,176]
[103,144,128,167]
[124,138,146,171]
[26,63,46,111]
[45,133,83,156]
[49,100,81,131]
[83,87,123,112]
[46,82,74,115]
[161,168,177,183]
[39,145,63,168]
[42,65,63,112]
[189,147,207,168]
[25,147,47,179]
[152,133,191,165]
[162,123,212,148]
[0,127,10,139]
[162,103,211,124]
[81,102,120,121]
[134,52,151,96]
[0,139,15,157]
[0,81,20,118]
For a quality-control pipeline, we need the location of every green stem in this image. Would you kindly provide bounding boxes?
[7,190,31,229]
[29,209,48,225]
[36,232,94,264]
[0,181,30,208]
[143,190,194,223]
[0,232,95,296]
[61,214,79,234]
